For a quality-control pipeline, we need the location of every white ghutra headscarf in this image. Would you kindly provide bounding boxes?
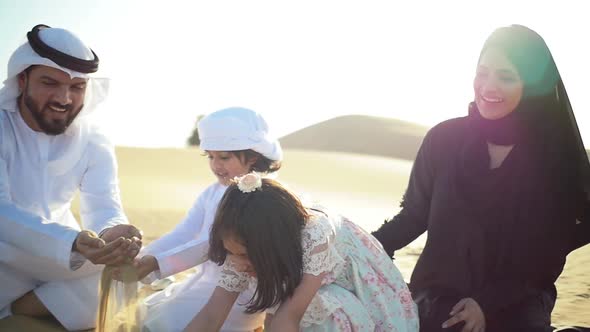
[0,24,111,176]
[0,24,109,134]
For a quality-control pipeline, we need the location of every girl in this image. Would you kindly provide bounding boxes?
[186,174,419,331]
[135,107,282,331]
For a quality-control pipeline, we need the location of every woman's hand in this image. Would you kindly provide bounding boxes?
[442,298,485,332]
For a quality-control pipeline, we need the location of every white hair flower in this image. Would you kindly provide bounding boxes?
[236,172,262,193]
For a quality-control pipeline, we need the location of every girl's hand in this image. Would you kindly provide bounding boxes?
[269,273,324,332]
[442,298,485,332]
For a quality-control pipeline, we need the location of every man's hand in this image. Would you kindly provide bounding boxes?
[100,224,142,242]
[100,224,143,260]
[74,230,130,265]
[442,298,486,332]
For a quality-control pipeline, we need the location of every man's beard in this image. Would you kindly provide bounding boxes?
[22,88,83,135]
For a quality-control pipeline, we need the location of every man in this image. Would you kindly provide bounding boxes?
[0,24,141,330]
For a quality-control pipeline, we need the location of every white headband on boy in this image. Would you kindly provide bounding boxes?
[198,107,283,161]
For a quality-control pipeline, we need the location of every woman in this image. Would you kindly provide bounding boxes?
[372,25,590,332]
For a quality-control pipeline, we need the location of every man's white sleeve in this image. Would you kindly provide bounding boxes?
[79,136,128,234]
[0,155,79,270]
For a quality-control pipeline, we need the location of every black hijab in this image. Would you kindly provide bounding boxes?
[455,25,590,288]
[465,25,589,195]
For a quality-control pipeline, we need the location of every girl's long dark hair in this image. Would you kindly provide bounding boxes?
[209,178,309,313]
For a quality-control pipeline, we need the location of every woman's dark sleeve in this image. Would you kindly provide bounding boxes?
[371,129,436,257]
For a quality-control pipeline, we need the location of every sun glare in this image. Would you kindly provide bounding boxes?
[0,1,588,147]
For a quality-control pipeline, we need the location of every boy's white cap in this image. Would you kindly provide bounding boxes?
[198,107,283,161]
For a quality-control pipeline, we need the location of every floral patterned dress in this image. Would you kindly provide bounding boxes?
[218,209,419,331]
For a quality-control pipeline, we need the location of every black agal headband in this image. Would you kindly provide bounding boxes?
[27,24,99,74]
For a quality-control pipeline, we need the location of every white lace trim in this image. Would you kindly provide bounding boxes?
[300,288,343,327]
[218,259,251,292]
[299,212,348,325]
[302,214,338,276]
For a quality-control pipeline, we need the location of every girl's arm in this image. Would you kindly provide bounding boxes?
[264,313,274,328]
[268,273,323,332]
[184,286,239,332]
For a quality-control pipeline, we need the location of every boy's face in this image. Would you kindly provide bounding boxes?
[207,151,255,185]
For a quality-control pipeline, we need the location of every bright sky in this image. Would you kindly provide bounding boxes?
[1,0,588,148]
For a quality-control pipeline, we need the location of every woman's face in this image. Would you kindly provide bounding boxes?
[474,48,524,120]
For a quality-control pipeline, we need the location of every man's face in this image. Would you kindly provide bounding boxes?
[18,65,87,135]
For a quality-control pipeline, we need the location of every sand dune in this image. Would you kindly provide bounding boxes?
[280,114,428,161]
